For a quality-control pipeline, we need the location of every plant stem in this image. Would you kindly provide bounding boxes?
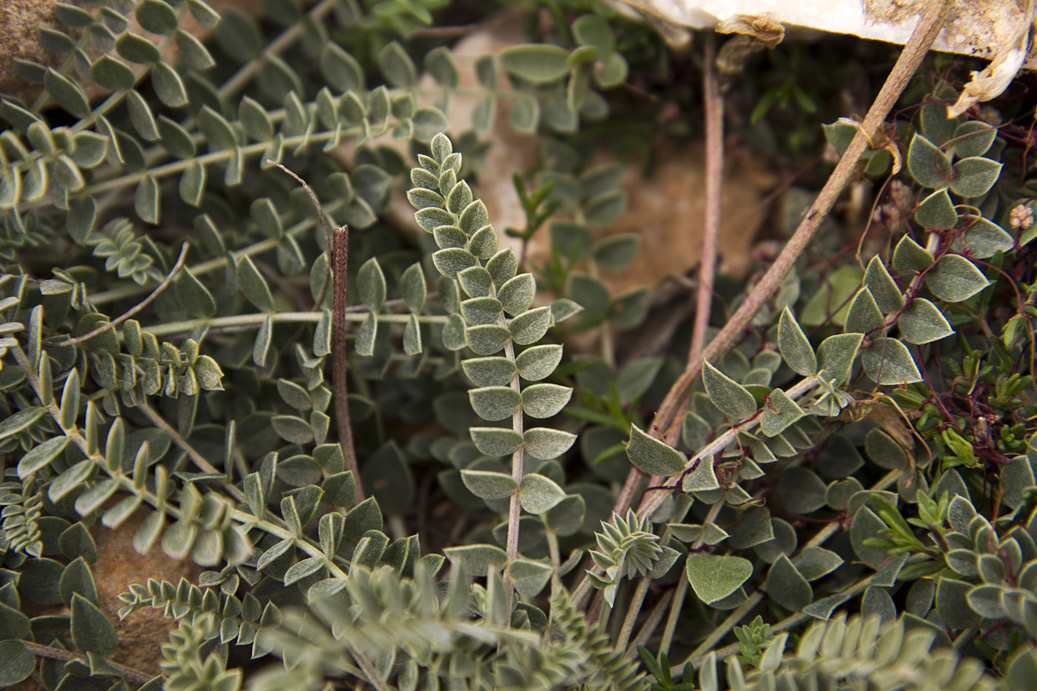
[652,0,953,438]
[690,32,724,363]
[628,587,674,652]
[616,575,651,650]
[614,30,726,517]
[545,526,563,597]
[658,576,688,656]
[138,402,241,493]
[611,466,644,516]
[333,225,363,505]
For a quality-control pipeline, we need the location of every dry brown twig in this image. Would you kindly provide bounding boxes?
[64,243,190,347]
[268,161,364,505]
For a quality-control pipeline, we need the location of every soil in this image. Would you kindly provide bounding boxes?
[0,0,262,105]
[10,507,201,689]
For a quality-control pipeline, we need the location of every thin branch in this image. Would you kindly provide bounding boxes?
[652,0,953,438]
[658,576,688,657]
[613,31,726,518]
[219,0,337,100]
[264,160,361,502]
[690,32,724,363]
[267,159,333,307]
[64,243,190,346]
[137,402,246,505]
[21,641,154,686]
[628,587,674,653]
[333,225,364,504]
[617,576,652,650]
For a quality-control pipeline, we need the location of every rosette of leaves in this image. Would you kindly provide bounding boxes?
[407,132,583,590]
[588,509,679,607]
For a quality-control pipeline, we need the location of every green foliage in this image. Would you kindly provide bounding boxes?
[2,1,1037,690]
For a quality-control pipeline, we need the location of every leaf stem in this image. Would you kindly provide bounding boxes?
[139,311,447,338]
[502,333,525,613]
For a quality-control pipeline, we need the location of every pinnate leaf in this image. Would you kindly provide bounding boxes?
[907,133,952,188]
[523,428,576,460]
[469,386,521,421]
[521,384,572,418]
[519,473,565,514]
[470,428,524,457]
[949,157,1001,198]
[500,44,571,83]
[516,344,562,381]
[817,333,862,384]
[915,188,958,230]
[508,559,553,599]
[461,357,516,387]
[236,256,274,312]
[899,299,953,344]
[499,274,536,316]
[71,593,117,656]
[861,337,922,385]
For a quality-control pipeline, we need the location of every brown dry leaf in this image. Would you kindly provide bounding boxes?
[841,397,919,452]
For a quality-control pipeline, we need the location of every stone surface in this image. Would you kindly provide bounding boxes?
[527,141,776,296]
[0,0,67,104]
